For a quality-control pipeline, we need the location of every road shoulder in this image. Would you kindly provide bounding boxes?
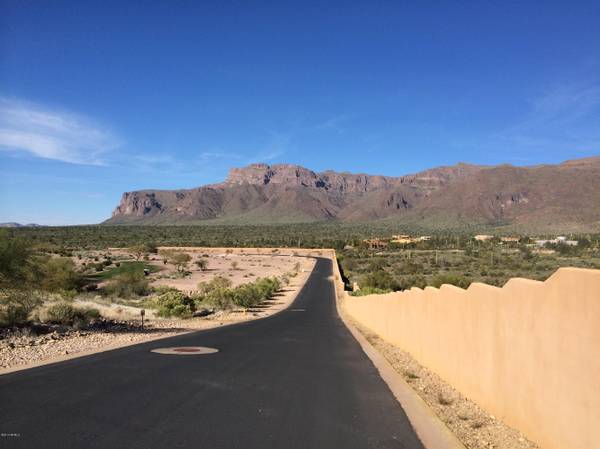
[329,253,466,449]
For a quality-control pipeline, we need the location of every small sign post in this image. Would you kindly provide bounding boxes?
[140,309,145,330]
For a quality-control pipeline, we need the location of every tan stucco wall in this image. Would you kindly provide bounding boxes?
[343,267,600,449]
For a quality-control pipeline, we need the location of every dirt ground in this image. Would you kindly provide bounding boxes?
[149,248,312,293]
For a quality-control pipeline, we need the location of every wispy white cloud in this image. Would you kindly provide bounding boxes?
[125,150,245,175]
[0,97,120,165]
[313,114,353,134]
[250,130,293,164]
[485,83,600,159]
[529,84,600,125]
[198,151,243,162]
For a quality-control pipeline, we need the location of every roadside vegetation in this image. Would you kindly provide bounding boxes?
[2,225,598,316]
[343,235,600,294]
[0,230,99,327]
[0,229,304,329]
[154,276,283,318]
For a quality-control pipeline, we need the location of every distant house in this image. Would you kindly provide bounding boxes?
[390,235,431,244]
[391,236,412,244]
[500,236,520,243]
[363,238,388,249]
[474,234,494,241]
[535,237,578,247]
[391,234,410,240]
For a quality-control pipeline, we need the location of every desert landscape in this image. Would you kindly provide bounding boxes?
[2,3,600,448]
[0,245,316,372]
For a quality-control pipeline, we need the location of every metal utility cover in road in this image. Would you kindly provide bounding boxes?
[150,346,219,355]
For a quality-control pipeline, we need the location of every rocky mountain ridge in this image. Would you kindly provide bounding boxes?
[106,157,600,231]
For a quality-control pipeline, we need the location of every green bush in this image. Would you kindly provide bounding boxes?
[129,242,158,259]
[233,277,280,308]
[398,275,427,290]
[41,257,82,293]
[431,274,471,289]
[155,291,194,318]
[0,303,30,326]
[362,270,399,291]
[193,276,281,311]
[0,290,43,327]
[196,276,231,296]
[45,302,101,326]
[153,285,180,295]
[204,287,234,309]
[0,231,34,288]
[104,263,149,297]
[195,258,208,271]
[254,277,281,299]
[349,286,391,296]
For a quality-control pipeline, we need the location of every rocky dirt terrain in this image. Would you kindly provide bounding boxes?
[149,248,310,292]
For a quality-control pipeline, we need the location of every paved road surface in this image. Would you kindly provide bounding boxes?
[1,258,424,449]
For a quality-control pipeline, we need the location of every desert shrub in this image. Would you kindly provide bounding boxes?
[197,276,232,294]
[231,284,262,309]
[0,231,34,288]
[431,274,471,289]
[194,276,233,309]
[349,286,391,296]
[155,291,194,318]
[159,250,191,273]
[40,257,82,293]
[0,290,43,327]
[368,258,387,271]
[92,262,105,272]
[45,302,100,326]
[195,258,208,271]
[254,277,280,299]
[129,243,158,260]
[104,263,149,297]
[153,285,180,295]
[195,276,281,310]
[362,270,399,291]
[0,302,30,326]
[398,275,427,290]
[204,287,234,309]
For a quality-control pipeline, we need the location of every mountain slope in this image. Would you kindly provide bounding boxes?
[105,157,600,231]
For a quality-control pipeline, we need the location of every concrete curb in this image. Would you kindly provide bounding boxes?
[329,254,466,449]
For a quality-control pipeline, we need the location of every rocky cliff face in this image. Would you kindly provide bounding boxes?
[106,157,600,231]
[225,163,398,193]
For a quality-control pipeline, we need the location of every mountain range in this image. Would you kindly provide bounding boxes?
[105,156,600,232]
[0,222,45,228]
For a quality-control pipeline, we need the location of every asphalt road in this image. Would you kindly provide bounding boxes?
[1,258,424,449]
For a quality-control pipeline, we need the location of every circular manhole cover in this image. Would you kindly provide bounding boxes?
[151,346,219,355]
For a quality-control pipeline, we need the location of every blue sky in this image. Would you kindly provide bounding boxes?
[1,1,599,225]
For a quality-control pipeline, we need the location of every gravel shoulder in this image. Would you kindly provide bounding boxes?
[0,256,316,375]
